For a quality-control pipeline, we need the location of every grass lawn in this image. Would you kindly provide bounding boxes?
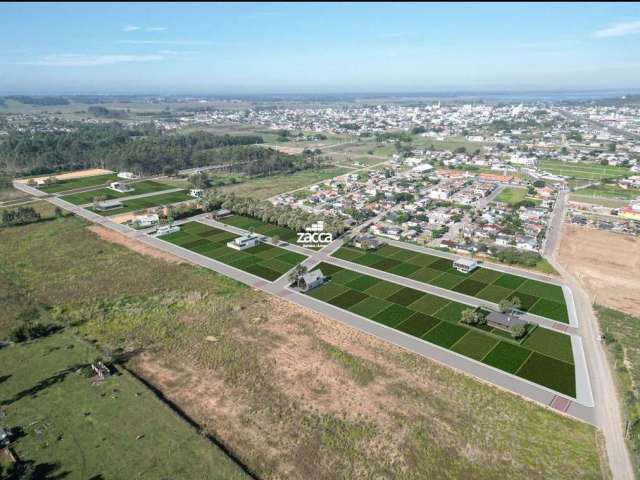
[220,214,300,243]
[61,180,176,205]
[0,331,248,479]
[219,166,352,199]
[37,173,119,193]
[305,262,575,396]
[539,158,630,180]
[333,245,569,323]
[573,184,640,201]
[91,190,194,216]
[160,221,306,281]
[495,187,528,205]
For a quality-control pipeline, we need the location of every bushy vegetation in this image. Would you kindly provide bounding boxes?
[597,305,640,474]
[1,206,43,227]
[493,247,543,267]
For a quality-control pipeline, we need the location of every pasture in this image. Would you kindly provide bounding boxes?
[333,244,570,323]
[159,221,307,281]
[0,331,249,479]
[305,262,576,397]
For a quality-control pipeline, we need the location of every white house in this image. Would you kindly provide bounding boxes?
[133,213,159,228]
[109,182,134,193]
[94,199,123,212]
[453,258,479,274]
[117,172,137,180]
[227,234,264,251]
[156,224,180,236]
[298,270,326,292]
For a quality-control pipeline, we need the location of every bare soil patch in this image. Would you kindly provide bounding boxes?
[15,168,113,184]
[87,225,184,264]
[558,225,640,316]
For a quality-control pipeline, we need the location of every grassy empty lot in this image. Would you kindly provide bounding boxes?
[306,262,575,397]
[219,166,352,199]
[0,331,249,479]
[495,187,529,205]
[36,173,119,193]
[61,180,177,205]
[159,221,307,281]
[220,214,300,243]
[0,216,604,478]
[333,244,570,323]
[539,159,630,180]
[91,190,193,216]
[572,184,640,201]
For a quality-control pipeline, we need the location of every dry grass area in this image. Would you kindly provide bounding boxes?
[87,225,184,264]
[0,217,604,479]
[15,168,113,184]
[558,225,640,316]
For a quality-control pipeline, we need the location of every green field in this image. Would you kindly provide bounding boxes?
[572,184,640,201]
[91,190,193,216]
[305,262,575,397]
[333,244,570,323]
[159,221,307,281]
[220,214,300,243]
[61,180,177,205]
[219,166,352,199]
[539,159,630,180]
[495,187,529,205]
[35,173,119,193]
[0,331,248,479]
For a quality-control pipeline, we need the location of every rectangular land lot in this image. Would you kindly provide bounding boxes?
[539,158,630,180]
[332,244,569,323]
[37,173,119,193]
[91,190,193,216]
[61,180,176,205]
[159,221,307,281]
[220,214,299,243]
[304,262,576,397]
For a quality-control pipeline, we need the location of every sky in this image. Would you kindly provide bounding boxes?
[1,2,640,94]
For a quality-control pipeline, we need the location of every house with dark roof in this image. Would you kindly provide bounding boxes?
[486,312,527,331]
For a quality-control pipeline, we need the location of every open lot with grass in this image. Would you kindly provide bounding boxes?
[36,173,119,193]
[219,166,352,199]
[495,187,529,205]
[0,331,248,479]
[573,184,640,201]
[61,180,177,205]
[220,214,300,243]
[539,158,630,180]
[333,244,570,323]
[305,262,575,397]
[159,221,306,281]
[91,189,193,216]
[0,216,604,478]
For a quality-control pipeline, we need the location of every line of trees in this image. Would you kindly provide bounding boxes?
[202,189,348,236]
[0,123,264,175]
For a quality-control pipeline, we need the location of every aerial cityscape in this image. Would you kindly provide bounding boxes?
[1,3,640,480]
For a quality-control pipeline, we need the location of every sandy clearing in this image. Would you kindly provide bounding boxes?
[558,224,640,316]
[87,225,184,264]
[15,168,113,184]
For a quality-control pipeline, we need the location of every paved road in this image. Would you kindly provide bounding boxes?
[12,180,597,424]
[547,198,635,480]
[543,190,567,257]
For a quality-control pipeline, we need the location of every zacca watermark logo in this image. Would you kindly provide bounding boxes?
[297,221,333,248]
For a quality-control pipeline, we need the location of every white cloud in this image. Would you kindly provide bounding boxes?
[146,26,167,32]
[119,39,211,46]
[16,53,164,67]
[593,20,640,38]
[122,24,141,32]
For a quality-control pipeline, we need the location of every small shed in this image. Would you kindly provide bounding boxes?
[298,270,325,292]
[94,199,124,211]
